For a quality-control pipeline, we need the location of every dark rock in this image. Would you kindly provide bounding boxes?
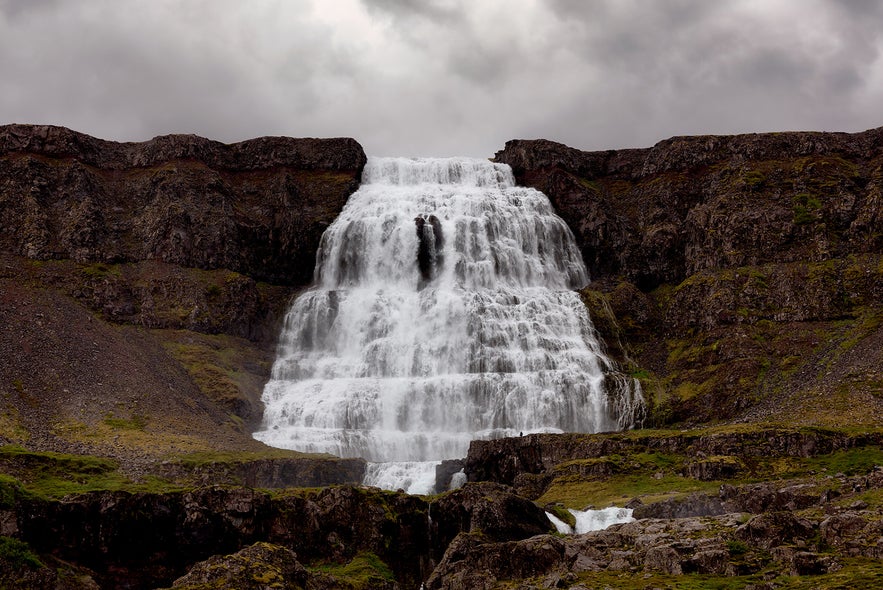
[156,456,366,488]
[643,544,683,574]
[682,456,744,480]
[13,485,431,590]
[684,549,730,575]
[0,124,366,286]
[425,533,567,590]
[164,542,309,589]
[435,458,465,493]
[632,493,725,519]
[820,513,867,548]
[495,128,883,288]
[735,512,816,550]
[430,482,552,560]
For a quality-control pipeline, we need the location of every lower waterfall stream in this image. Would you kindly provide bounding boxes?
[253,157,643,493]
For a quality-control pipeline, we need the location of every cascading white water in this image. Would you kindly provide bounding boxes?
[253,157,643,491]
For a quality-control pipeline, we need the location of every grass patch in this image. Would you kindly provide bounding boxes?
[799,447,883,477]
[0,445,183,498]
[103,413,148,430]
[742,169,766,188]
[792,192,823,225]
[0,445,124,498]
[0,536,43,569]
[537,473,720,509]
[312,552,395,587]
[80,262,120,278]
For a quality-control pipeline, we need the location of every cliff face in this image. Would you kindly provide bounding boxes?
[495,128,883,425]
[496,129,883,289]
[0,124,366,286]
[0,125,365,472]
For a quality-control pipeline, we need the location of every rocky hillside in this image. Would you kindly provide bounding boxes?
[0,124,365,476]
[495,127,883,426]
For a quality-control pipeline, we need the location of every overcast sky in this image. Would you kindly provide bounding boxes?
[1,0,881,157]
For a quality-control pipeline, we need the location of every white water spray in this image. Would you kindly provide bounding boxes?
[546,507,635,534]
[254,157,643,488]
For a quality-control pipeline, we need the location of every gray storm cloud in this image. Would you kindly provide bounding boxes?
[1,0,880,156]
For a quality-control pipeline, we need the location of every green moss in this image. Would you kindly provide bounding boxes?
[792,192,824,225]
[103,413,148,430]
[80,262,120,278]
[742,169,766,188]
[544,504,576,528]
[537,472,720,509]
[0,445,185,498]
[313,552,395,587]
[0,536,43,570]
[0,474,28,508]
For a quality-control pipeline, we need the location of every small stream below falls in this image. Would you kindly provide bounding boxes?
[253,157,643,492]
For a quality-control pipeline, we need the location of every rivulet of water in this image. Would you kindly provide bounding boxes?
[253,157,644,491]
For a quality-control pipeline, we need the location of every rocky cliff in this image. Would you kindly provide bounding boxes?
[0,125,365,476]
[495,127,883,425]
[0,124,365,285]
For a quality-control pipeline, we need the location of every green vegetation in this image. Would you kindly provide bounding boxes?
[538,472,720,509]
[726,539,749,556]
[0,536,43,569]
[80,262,120,278]
[0,444,123,498]
[544,504,576,528]
[312,552,395,587]
[742,169,766,188]
[792,192,823,225]
[529,428,883,509]
[103,413,148,430]
[0,445,180,499]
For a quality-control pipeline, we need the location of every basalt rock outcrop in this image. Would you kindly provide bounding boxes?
[0,479,556,590]
[495,129,883,287]
[495,127,883,425]
[0,124,366,286]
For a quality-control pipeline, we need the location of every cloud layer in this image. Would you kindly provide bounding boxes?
[2,0,881,156]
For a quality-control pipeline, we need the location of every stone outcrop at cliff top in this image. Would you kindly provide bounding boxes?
[0,124,367,286]
[495,127,883,290]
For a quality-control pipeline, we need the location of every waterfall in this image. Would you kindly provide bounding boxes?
[253,157,643,488]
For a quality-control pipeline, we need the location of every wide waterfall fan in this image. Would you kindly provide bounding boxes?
[253,157,643,491]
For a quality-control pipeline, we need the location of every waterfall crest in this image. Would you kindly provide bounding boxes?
[253,157,643,464]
